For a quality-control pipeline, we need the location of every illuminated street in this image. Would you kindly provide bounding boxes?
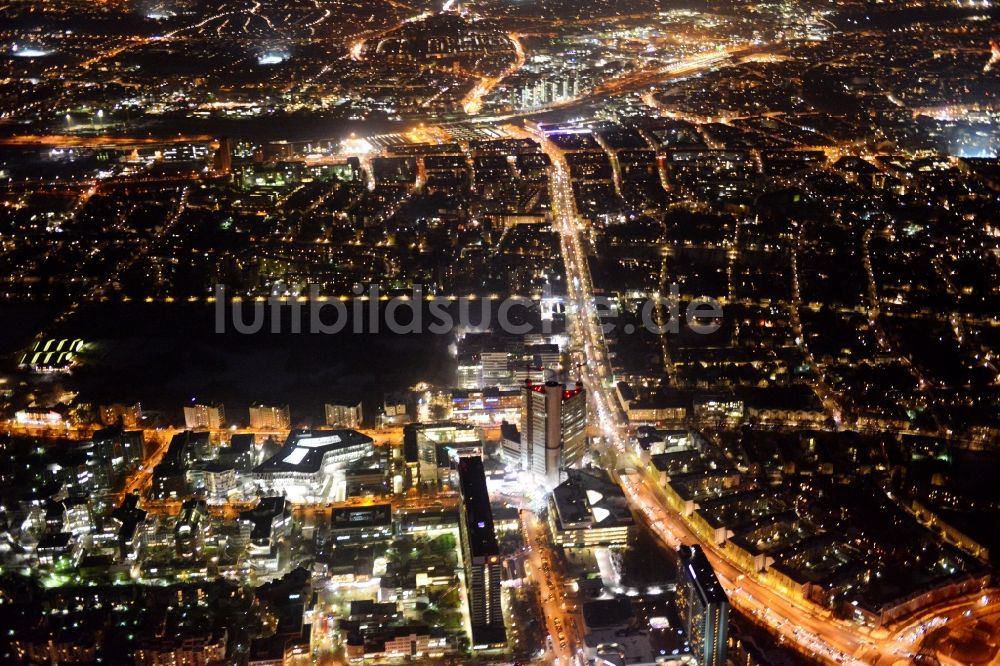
[0,0,998,663]
[538,120,1000,666]
[521,508,583,665]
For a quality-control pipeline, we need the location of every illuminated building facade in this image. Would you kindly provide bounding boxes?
[520,380,586,487]
[249,403,291,431]
[450,388,521,425]
[677,545,729,666]
[325,401,363,428]
[183,402,225,430]
[548,469,634,548]
[98,402,142,428]
[457,456,506,650]
[403,422,481,486]
[253,429,375,501]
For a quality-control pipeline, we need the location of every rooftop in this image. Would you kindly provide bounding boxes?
[255,429,373,474]
[239,496,290,542]
[457,456,499,558]
[551,468,635,530]
[678,545,728,606]
[331,504,392,530]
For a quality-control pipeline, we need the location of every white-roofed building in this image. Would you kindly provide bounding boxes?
[253,429,375,501]
[548,468,634,548]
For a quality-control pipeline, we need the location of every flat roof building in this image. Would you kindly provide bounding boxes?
[326,400,363,429]
[240,497,292,555]
[253,429,374,501]
[249,404,291,431]
[330,504,393,544]
[183,402,225,430]
[549,468,634,548]
[521,380,586,488]
[677,545,729,666]
[457,456,506,650]
[403,423,481,488]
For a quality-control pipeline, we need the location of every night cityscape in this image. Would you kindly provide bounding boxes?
[0,0,998,664]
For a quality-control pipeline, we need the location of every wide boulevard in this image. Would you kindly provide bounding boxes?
[531,124,998,666]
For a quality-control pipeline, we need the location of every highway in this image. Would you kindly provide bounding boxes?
[530,124,996,666]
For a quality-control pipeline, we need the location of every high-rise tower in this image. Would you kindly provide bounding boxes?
[520,380,586,487]
[677,544,729,666]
